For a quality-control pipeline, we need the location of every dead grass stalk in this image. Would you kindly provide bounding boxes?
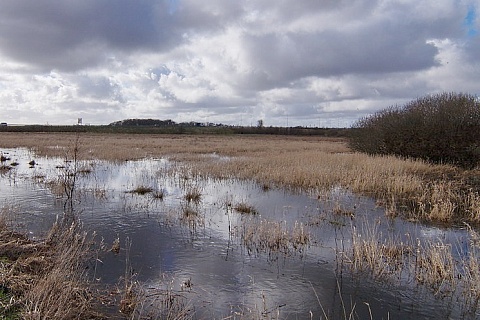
[0,215,101,319]
[236,218,310,257]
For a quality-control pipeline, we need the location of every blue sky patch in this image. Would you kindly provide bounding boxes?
[464,5,478,37]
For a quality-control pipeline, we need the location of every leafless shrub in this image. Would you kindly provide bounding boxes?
[350,92,480,169]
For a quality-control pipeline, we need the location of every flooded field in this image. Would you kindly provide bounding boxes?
[1,147,479,319]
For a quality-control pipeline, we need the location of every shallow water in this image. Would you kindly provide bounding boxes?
[0,147,478,319]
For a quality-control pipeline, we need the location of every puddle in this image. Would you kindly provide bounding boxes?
[0,148,478,319]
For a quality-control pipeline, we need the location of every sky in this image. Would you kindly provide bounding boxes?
[0,0,479,127]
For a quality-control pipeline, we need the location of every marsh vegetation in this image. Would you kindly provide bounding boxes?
[0,133,480,319]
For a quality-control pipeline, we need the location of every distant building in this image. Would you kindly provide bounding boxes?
[0,122,7,126]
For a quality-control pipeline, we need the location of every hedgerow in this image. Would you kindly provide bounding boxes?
[349,92,480,168]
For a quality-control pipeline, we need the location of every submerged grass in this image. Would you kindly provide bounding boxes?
[128,185,154,195]
[234,201,258,215]
[349,219,480,309]
[236,218,310,257]
[184,187,202,203]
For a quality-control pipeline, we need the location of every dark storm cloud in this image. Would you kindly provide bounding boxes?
[0,0,180,71]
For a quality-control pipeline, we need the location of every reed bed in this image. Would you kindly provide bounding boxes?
[0,133,347,161]
[348,219,480,310]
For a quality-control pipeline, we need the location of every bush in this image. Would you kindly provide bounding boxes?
[349,92,480,168]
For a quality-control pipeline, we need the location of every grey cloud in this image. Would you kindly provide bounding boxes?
[75,75,125,102]
[464,36,480,62]
[0,1,180,71]
[242,25,439,88]
[174,0,243,31]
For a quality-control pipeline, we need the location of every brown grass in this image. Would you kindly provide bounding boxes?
[0,216,101,319]
[3,131,480,221]
[2,132,479,224]
[350,222,410,279]
[234,201,258,215]
[414,240,456,295]
[128,185,154,195]
[236,218,310,257]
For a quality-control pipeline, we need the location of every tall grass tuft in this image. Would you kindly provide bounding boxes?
[0,218,101,319]
[350,222,410,278]
[414,240,456,295]
[128,185,154,195]
[234,201,258,215]
[184,187,202,203]
[414,181,459,222]
[237,218,310,257]
[460,224,480,309]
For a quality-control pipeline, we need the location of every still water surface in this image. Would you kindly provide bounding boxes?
[0,148,477,319]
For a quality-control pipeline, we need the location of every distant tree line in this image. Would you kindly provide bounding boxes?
[109,119,177,127]
[108,118,226,127]
[349,92,480,168]
[0,120,350,137]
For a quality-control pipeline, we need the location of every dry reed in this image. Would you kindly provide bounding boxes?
[0,214,101,319]
[350,222,410,279]
[234,201,258,215]
[236,218,310,257]
[349,220,470,300]
[414,240,456,295]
